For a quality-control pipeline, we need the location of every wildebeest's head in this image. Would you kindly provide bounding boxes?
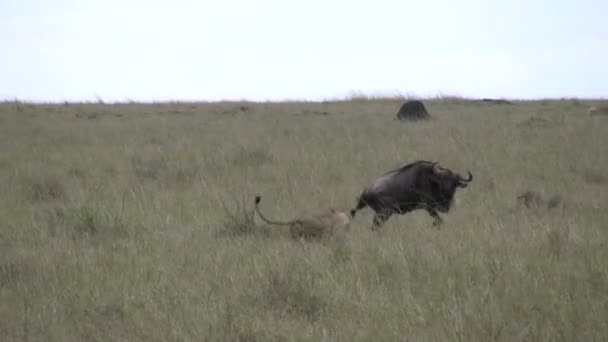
[427,162,473,211]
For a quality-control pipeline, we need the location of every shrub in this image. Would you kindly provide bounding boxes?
[26,176,66,202]
[46,204,127,239]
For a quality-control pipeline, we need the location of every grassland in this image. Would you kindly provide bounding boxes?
[1,97,607,341]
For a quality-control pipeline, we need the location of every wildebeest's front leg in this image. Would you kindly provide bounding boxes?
[426,209,443,228]
[371,210,392,231]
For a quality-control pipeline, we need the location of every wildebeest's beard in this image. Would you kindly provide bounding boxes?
[429,179,458,212]
[437,194,454,212]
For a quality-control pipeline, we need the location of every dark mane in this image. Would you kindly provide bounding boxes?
[381,160,435,176]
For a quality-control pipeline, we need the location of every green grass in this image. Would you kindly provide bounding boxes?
[1,97,607,341]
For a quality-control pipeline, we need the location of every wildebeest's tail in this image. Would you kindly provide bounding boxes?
[254,195,294,226]
[350,197,367,218]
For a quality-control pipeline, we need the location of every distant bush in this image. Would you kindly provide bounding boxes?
[25,176,66,202]
[588,105,608,116]
[46,204,127,239]
[582,169,607,185]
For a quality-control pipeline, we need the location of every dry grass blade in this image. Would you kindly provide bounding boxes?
[217,194,259,237]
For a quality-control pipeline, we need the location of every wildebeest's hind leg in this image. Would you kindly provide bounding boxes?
[426,209,443,228]
[371,210,391,231]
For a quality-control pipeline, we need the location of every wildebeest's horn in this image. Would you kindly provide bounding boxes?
[459,171,473,183]
[432,162,441,174]
[432,162,447,175]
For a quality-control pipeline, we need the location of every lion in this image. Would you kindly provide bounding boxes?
[516,190,569,210]
[254,195,351,241]
[517,190,545,209]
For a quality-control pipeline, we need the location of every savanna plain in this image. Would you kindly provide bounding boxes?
[1,97,607,341]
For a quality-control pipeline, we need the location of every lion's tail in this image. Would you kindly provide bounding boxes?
[349,196,367,218]
[254,195,293,226]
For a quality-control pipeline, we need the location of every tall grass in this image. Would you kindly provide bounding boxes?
[1,97,607,341]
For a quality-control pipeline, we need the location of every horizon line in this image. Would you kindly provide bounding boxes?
[1,92,606,105]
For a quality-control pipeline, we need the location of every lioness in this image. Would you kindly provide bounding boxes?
[254,195,351,241]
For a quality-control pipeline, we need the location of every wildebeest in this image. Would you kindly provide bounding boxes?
[480,98,512,105]
[350,160,473,230]
[254,195,352,241]
[396,100,430,121]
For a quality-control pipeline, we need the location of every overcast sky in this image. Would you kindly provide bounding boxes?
[1,0,606,102]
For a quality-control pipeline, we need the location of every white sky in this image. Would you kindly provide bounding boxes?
[1,0,606,102]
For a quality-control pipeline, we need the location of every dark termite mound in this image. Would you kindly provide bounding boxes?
[396,100,430,121]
